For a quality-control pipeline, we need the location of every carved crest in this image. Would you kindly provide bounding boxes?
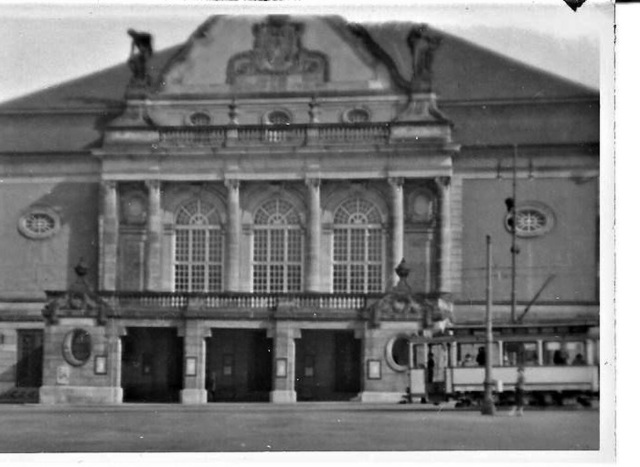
[226,16,328,88]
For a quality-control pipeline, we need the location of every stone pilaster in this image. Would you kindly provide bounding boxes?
[100,181,118,291]
[388,177,405,285]
[435,177,452,294]
[225,179,241,292]
[305,178,321,292]
[180,322,211,404]
[269,324,300,403]
[144,180,162,291]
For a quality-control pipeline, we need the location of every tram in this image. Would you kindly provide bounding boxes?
[408,321,599,406]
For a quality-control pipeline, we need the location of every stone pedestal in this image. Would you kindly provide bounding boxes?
[39,317,123,405]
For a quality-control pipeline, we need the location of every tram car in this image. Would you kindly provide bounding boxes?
[408,321,599,406]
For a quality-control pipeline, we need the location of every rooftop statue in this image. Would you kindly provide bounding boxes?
[127,29,154,86]
[407,25,442,92]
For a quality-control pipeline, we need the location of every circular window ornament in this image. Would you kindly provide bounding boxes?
[265,110,292,125]
[18,207,61,240]
[505,202,555,238]
[62,329,92,367]
[343,107,371,123]
[189,112,211,126]
[385,334,411,372]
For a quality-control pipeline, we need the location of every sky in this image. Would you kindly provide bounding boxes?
[0,0,612,104]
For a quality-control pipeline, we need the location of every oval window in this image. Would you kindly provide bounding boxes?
[504,201,555,238]
[385,334,411,372]
[345,108,370,123]
[62,329,92,367]
[266,110,291,125]
[18,207,61,240]
[189,112,211,126]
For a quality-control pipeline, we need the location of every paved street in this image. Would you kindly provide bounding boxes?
[0,403,598,453]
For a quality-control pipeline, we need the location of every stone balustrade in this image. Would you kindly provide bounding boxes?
[97,291,378,313]
[155,123,398,147]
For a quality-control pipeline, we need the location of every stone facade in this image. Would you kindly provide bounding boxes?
[0,14,599,404]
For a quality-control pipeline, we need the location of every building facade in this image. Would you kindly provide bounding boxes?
[0,15,599,404]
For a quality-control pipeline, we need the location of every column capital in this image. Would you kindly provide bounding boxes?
[388,177,405,188]
[144,179,161,191]
[224,178,240,190]
[434,176,451,190]
[305,177,321,189]
[100,180,118,194]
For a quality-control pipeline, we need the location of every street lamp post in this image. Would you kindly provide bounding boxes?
[481,235,496,415]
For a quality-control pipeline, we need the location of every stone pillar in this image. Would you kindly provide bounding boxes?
[100,181,118,291]
[269,324,300,403]
[180,322,211,404]
[388,178,404,285]
[106,322,127,397]
[145,180,162,291]
[225,179,241,291]
[305,178,321,292]
[435,177,452,294]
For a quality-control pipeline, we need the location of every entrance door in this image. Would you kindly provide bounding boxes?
[16,329,43,387]
[121,328,183,403]
[295,330,361,401]
[206,329,272,402]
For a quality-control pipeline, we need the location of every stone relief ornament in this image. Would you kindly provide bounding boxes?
[226,16,328,87]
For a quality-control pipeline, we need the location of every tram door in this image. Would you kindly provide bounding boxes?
[428,344,447,396]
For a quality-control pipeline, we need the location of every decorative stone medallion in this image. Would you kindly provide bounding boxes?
[505,201,555,238]
[18,207,61,240]
[62,329,92,367]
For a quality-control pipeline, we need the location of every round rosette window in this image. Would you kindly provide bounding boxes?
[385,334,411,372]
[18,207,61,240]
[505,201,555,238]
[62,329,92,367]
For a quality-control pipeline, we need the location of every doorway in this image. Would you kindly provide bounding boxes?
[206,329,272,402]
[121,327,183,403]
[295,330,361,401]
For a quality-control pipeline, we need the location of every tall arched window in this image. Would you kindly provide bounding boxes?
[333,198,384,293]
[253,198,303,292]
[174,199,223,292]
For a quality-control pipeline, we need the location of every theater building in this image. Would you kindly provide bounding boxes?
[0,15,599,404]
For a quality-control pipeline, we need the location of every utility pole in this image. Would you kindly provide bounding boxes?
[510,145,518,323]
[481,235,496,415]
[505,145,520,323]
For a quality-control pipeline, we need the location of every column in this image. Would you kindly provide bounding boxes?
[180,322,211,404]
[100,181,118,291]
[435,177,452,294]
[388,177,404,286]
[225,179,241,292]
[106,322,127,403]
[269,324,300,403]
[305,178,321,292]
[145,180,163,291]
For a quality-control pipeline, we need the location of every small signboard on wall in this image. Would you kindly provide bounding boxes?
[56,365,70,385]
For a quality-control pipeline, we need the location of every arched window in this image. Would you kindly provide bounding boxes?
[253,198,303,292]
[174,199,223,292]
[333,198,384,293]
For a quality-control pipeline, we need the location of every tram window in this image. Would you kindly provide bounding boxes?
[543,341,586,365]
[457,343,499,366]
[503,342,538,366]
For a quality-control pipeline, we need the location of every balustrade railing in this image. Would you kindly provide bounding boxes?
[157,123,392,147]
[99,291,373,312]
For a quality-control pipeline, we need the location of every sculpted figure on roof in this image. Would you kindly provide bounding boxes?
[407,25,441,92]
[127,29,154,86]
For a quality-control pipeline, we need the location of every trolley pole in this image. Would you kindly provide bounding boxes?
[510,145,518,323]
[482,235,496,415]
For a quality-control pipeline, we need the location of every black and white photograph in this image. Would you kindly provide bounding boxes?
[0,0,618,463]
